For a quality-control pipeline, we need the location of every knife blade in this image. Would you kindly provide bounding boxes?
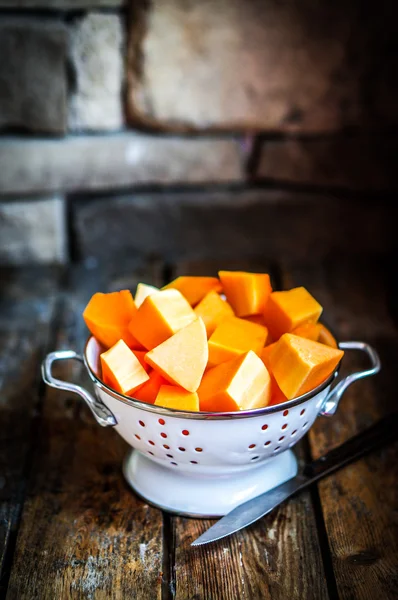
[191,412,398,546]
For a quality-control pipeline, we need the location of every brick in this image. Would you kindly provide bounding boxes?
[0,20,67,134]
[0,197,67,265]
[72,190,392,265]
[0,134,243,194]
[127,0,397,132]
[256,137,398,191]
[69,13,123,131]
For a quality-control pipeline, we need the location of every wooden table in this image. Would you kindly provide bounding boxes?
[1,255,397,600]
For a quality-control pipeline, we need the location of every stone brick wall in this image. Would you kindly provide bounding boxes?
[0,0,396,266]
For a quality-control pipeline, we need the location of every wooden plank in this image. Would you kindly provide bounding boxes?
[0,267,61,596]
[174,443,328,600]
[170,259,329,600]
[281,255,398,599]
[6,262,166,600]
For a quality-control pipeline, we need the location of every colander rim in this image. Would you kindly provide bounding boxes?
[84,334,342,420]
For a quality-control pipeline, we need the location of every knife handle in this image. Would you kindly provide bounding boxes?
[303,412,398,481]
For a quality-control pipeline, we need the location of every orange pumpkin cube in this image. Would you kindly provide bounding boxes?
[259,342,276,370]
[163,276,222,306]
[264,287,323,340]
[155,385,199,411]
[133,370,167,404]
[259,343,287,405]
[244,314,273,344]
[100,339,149,396]
[194,290,234,337]
[83,290,143,349]
[219,271,272,317]
[208,316,268,367]
[269,333,344,399]
[128,289,196,350]
[145,318,208,392]
[244,313,267,326]
[291,322,322,342]
[198,351,271,412]
[268,384,288,406]
[135,283,158,308]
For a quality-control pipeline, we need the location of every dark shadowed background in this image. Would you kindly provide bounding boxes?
[0,0,397,266]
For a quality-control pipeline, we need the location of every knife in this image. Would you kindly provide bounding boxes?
[191,412,398,546]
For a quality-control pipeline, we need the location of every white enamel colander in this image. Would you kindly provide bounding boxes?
[42,336,380,516]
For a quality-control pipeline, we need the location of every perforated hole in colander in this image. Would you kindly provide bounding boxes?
[283,410,289,416]
[273,446,281,452]
[148,440,155,446]
[160,432,167,438]
[182,430,189,436]
[148,451,154,456]
[166,453,173,458]
[303,422,309,428]
[195,447,203,452]
[300,409,305,416]
[251,456,260,461]
[279,436,285,442]
[139,420,145,427]
[135,434,141,440]
[178,447,186,452]
[261,424,268,431]
[264,441,271,446]
[190,461,198,464]
[291,429,297,436]
[158,418,165,425]
[170,462,177,466]
[281,423,288,430]
[248,444,256,449]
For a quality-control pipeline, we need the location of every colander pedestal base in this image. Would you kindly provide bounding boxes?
[123,449,298,517]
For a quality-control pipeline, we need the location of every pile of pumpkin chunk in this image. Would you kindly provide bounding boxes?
[83,272,344,412]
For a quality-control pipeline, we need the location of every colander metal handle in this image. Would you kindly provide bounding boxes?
[41,350,117,427]
[319,341,381,417]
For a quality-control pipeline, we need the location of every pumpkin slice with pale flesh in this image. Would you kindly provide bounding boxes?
[208,316,268,367]
[219,271,272,317]
[100,339,149,395]
[194,290,234,337]
[198,350,271,412]
[155,385,199,411]
[145,318,208,393]
[83,290,142,349]
[263,287,322,340]
[269,333,344,399]
[135,283,159,308]
[128,289,196,350]
[163,276,222,306]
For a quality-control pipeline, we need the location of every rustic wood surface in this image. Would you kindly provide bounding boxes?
[0,267,60,597]
[0,254,397,599]
[281,257,398,600]
[3,263,165,600]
